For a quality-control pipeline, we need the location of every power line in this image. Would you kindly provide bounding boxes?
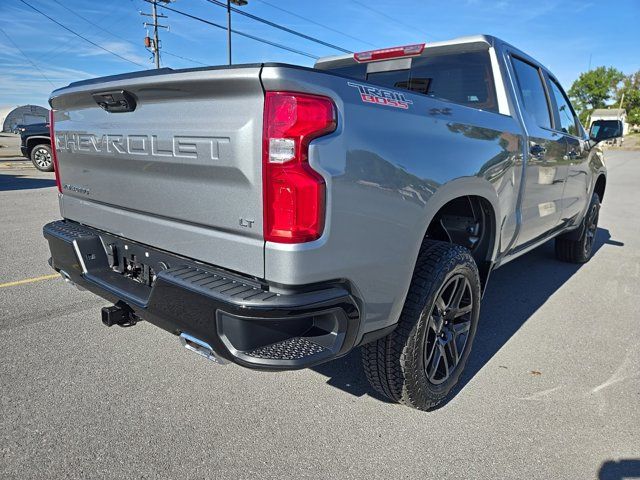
[350,0,428,39]
[50,0,128,42]
[255,0,376,48]
[163,50,207,66]
[148,2,319,60]
[17,0,145,68]
[205,0,351,54]
[48,0,207,67]
[33,4,126,63]
[50,0,148,52]
[0,27,55,87]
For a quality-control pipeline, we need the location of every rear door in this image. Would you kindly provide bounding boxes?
[510,56,567,247]
[50,66,265,277]
[546,76,590,222]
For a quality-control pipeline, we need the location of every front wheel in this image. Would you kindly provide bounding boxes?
[30,144,54,172]
[555,193,600,263]
[361,241,481,411]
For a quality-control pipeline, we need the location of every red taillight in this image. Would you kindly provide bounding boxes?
[353,43,425,63]
[263,92,336,243]
[49,109,62,193]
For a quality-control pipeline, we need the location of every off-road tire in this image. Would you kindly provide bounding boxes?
[555,193,600,264]
[30,144,54,172]
[361,240,481,411]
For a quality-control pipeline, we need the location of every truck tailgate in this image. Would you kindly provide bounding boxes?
[49,66,265,277]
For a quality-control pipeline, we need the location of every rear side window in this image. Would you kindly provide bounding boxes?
[548,79,579,136]
[511,57,552,129]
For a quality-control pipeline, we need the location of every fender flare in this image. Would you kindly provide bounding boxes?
[417,177,503,263]
[26,136,51,150]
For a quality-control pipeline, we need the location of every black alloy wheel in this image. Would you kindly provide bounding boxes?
[423,274,473,385]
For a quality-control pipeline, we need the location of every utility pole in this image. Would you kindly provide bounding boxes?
[141,0,170,69]
[226,0,248,66]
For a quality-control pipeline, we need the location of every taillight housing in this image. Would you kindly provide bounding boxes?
[263,92,336,243]
[48,109,62,192]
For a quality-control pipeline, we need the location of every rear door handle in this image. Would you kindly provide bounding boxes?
[530,144,546,158]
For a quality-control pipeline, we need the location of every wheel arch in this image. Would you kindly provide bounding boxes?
[26,136,51,155]
[418,178,501,290]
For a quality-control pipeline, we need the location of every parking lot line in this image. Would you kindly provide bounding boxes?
[0,273,59,288]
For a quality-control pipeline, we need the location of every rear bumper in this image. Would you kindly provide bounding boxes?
[43,220,360,370]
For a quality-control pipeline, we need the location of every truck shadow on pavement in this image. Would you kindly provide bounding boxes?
[598,459,640,480]
[0,173,56,191]
[311,227,622,407]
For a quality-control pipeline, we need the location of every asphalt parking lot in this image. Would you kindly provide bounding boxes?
[1,150,639,479]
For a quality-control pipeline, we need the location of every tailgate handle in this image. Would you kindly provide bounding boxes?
[92,90,137,113]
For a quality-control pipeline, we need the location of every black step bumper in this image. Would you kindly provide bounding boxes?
[43,220,360,370]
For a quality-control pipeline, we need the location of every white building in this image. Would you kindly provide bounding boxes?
[1,105,50,133]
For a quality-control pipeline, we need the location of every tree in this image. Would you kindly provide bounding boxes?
[568,66,625,124]
[617,71,640,126]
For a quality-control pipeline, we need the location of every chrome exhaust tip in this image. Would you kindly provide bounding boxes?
[179,333,226,365]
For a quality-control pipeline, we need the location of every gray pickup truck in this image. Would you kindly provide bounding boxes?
[43,35,621,410]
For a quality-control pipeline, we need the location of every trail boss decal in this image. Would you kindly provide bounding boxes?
[347,82,412,109]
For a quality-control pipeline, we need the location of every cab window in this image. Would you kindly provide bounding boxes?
[405,50,498,112]
[511,57,552,129]
[319,49,499,113]
[548,79,579,136]
[365,50,498,112]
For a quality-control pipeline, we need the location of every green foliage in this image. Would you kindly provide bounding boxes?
[617,72,640,125]
[577,106,591,126]
[568,66,625,123]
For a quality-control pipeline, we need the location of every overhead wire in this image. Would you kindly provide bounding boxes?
[148,1,319,60]
[17,0,145,67]
[350,0,428,39]
[204,0,351,53]
[48,0,207,67]
[254,0,376,48]
[18,0,361,72]
[0,27,55,86]
[162,50,208,66]
[33,0,138,63]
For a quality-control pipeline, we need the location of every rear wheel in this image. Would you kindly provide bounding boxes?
[30,144,54,172]
[361,241,481,411]
[555,193,600,263]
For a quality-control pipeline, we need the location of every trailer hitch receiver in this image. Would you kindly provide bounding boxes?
[101,302,137,327]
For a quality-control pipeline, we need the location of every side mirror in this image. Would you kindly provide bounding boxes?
[589,119,623,143]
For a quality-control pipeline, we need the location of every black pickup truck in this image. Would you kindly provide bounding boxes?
[20,122,53,172]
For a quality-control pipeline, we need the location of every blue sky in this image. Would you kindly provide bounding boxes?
[1,0,638,108]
